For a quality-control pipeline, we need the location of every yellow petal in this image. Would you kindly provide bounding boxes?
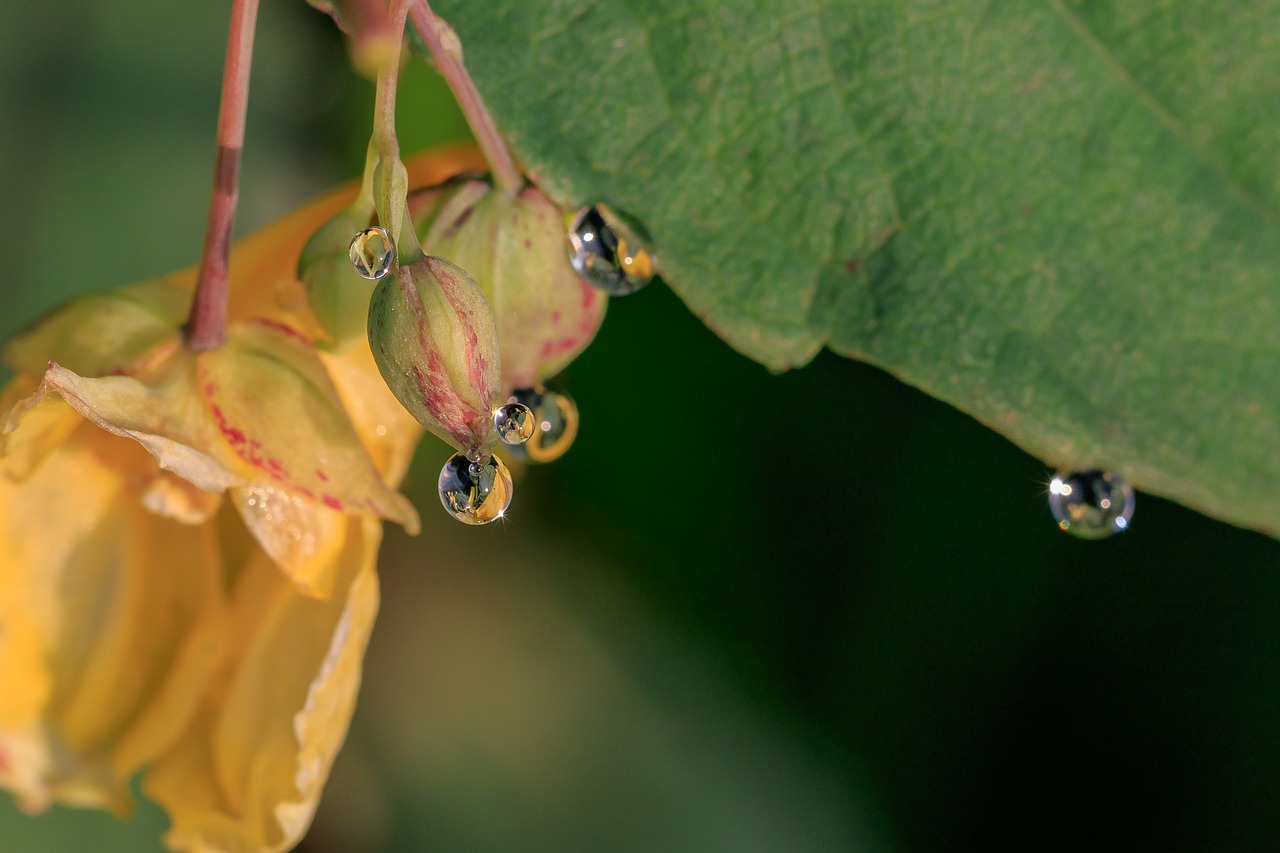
[229,485,347,599]
[3,370,226,525]
[319,342,423,486]
[0,425,227,814]
[37,359,245,493]
[142,471,226,525]
[145,516,382,853]
[0,375,83,481]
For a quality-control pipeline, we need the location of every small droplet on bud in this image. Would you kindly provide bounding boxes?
[1048,469,1135,539]
[503,386,579,463]
[567,205,656,295]
[439,452,513,525]
[494,402,535,445]
[349,227,394,280]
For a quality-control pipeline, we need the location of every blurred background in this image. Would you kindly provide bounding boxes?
[3,1,1280,850]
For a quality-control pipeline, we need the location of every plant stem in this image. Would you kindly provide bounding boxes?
[185,0,259,351]
[371,0,424,261]
[409,0,523,194]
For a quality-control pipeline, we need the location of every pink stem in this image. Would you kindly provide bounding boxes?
[185,0,259,351]
[409,0,523,193]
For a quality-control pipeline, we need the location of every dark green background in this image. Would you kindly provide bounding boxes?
[1,2,1277,850]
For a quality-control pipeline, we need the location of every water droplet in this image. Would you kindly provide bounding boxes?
[494,402,535,445]
[567,205,656,295]
[439,453,513,524]
[1048,469,1134,539]
[349,227,394,280]
[503,387,579,463]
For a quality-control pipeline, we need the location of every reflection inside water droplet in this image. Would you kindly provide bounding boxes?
[502,387,578,463]
[349,226,394,280]
[1048,469,1134,539]
[438,453,513,524]
[494,402,535,445]
[567,205,656,295]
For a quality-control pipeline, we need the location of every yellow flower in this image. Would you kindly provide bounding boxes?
[0,145,485,851]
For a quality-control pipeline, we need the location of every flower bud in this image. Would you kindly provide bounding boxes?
[297,202,379,350]
[410,179,607,391]
[366,255,501,453]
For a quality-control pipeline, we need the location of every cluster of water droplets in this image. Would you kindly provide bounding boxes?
[435,403,540,525]
[501,387,578,464]
[348,214,1148,537]
[1048,469,1135,540]
[436,388,579,524]
[350,196,661,525]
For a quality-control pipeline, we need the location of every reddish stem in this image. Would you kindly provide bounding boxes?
[409,0,523,193]
[185,0,260,351]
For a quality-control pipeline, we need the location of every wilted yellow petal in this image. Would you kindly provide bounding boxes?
[0,424,227,814]
[0,144,486,848]
[0,376,83,481]
[142,471,226,525]
[38,359,245,493]
[145,516,382,853]
[319,343,423,485]
[230,484,347,600]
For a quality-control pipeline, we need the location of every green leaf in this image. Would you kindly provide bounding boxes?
[434,0,1280,538]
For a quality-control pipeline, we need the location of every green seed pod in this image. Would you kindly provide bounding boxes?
[366,255,501,453]
[297,202,379,350]
[409,179,607,392]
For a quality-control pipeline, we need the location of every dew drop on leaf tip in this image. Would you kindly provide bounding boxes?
[1048,469,1135,540]
[349,226,394,280]
[567,205,656,295]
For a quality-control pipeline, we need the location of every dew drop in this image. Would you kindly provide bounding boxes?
[567,205,656,295]
[494,402,535,445]
[439,453,513,525]
[1048,469,1134,540]
[349,226,394,280]
[503,387,579,463]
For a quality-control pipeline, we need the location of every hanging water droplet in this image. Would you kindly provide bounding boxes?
[349,226,394,280]
[494,402,535,445]
[438,452,513,525]
[503,386,579,463]
[1048,469,1134,539]
[567,205,656,295]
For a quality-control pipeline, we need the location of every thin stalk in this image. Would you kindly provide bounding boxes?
[185,0,259,351]
[372,0,424,261]
[409,0,523,193]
